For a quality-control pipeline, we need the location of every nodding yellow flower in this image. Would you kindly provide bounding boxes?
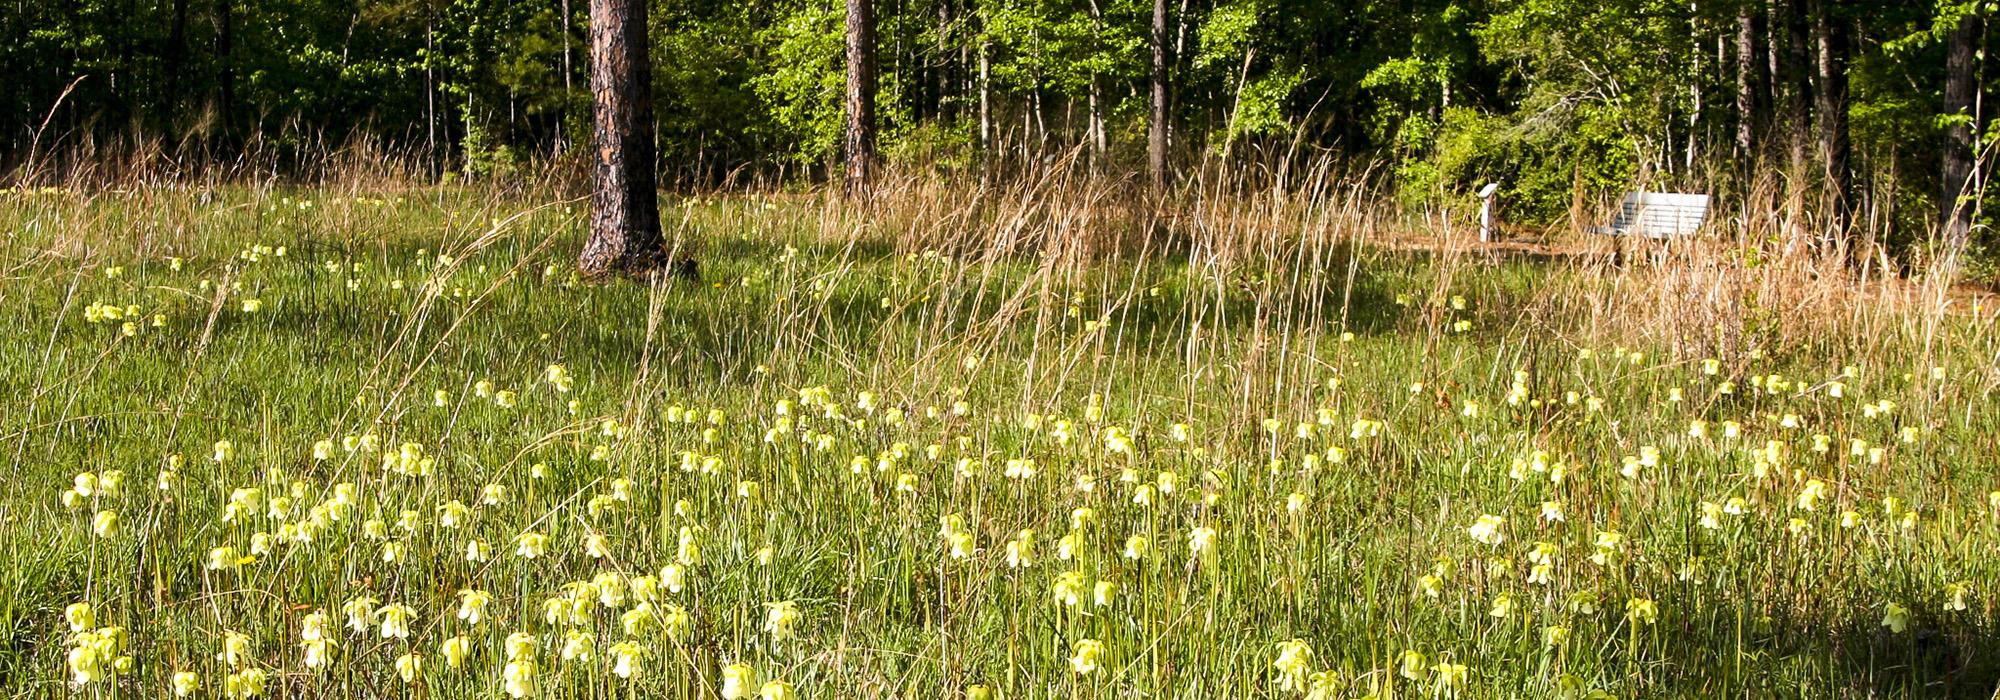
[1418,573,1444,598]
[621,604,656,636]
[1131,483,1156,507]
[64,602,93,632]
[172,671,200,697]
[502,658,538,698]
[395,653,422,682]
[1052,571,1087,607]
[1543,624,1570,647]
[1272,639,1312,691]
[207,546,245,571]
[505,632,537,662]
[763,601,801,640]
[660,605,691,639]
[1005,530,1036,568]
[1489,593,1515,618]
[1056,532,1082,561]
[1123,534,1149,560]
[466,539,491,562]
[661,563,688,593]
[544,364,573,392]
[378,603,415,639]
[86,508,118,536]
[1094,580,1117,607]
[609,641,645,679]
[515,532,548,559]
[1431,662,1469,693]
[1536,500,1564,523]
[223,668,267,698]
[341,596,379,634]
[442,635,473,668]
[1840,510,1863,528]
[1466,514,1505,546]
[1398,650,1428,680]
[672,528,704,568]
[559,630,595,663]
[586,533,612,559]
[758,680,794,700]
[300,636,337,669]
[1944,581,1973,611]
[1697,500,1727,530]
[298,610,331,642]
[458,590,493,625]
[1881,602,1910,633]
[1625,597,1659,625]
[1068,638,1104,674]
[1795,479,1829,511]
[721,662,759,700]
[218,630,253,667]
[1188,526,1218,557]
[437,500,470,529]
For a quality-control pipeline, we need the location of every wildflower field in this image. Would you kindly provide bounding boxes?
[4,185,1999,700]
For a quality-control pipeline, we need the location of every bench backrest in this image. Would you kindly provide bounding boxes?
[1612,192,1710,237]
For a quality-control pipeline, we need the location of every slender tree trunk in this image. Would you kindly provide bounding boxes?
[163,0,187,128]
[1943,10,1980,252]
[978,38,991,150]
[1148,0,1168,187]
[1775,0,1810,170]
[214,0,233,139]
[1812,0,1851,234]
[845,0,877,195]
[1084,0,1106,157]
[578,0,665,278]
[559,0,573,152]
[936,0,954,124]
[1735,1,1764,161]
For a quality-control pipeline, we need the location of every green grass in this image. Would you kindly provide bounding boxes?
[2,184,1998,699]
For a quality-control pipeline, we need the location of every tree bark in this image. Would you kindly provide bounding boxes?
[845,0,878,195]
[1086,0,1106,157]
[214,0,233,139]
[578,0,666,278]
[1773,0,1810,169]
[1148,0,1168,187]
[1734,0,1765,161]
[1942,10,1980,252]
[936,0,954,124]
[163,0,187,128]
[1811,0,1850,233]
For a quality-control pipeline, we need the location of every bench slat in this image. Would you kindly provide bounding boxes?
[1602,192,1710,238]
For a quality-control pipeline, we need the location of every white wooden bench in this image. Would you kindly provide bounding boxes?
[1591,192,1711,238]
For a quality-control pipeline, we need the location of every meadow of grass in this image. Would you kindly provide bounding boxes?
[1,178,1997,699]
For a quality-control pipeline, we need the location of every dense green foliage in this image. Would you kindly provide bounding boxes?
[3,0,1999,246]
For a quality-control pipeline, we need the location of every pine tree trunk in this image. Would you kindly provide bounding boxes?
[936,0,954,124]
[1735,1,1764,161]
[1087,0,1106,157]
[1942,11,1980,252]
[1812,0,1850,233]
[214,0,233,139]
[1774,0,1810,170]
[1148,0,1168,187]
[845,0,878,195]
[162,0,187,128]
[578,0,665,278]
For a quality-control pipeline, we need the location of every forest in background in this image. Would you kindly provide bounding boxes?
[5,0,1998,273]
